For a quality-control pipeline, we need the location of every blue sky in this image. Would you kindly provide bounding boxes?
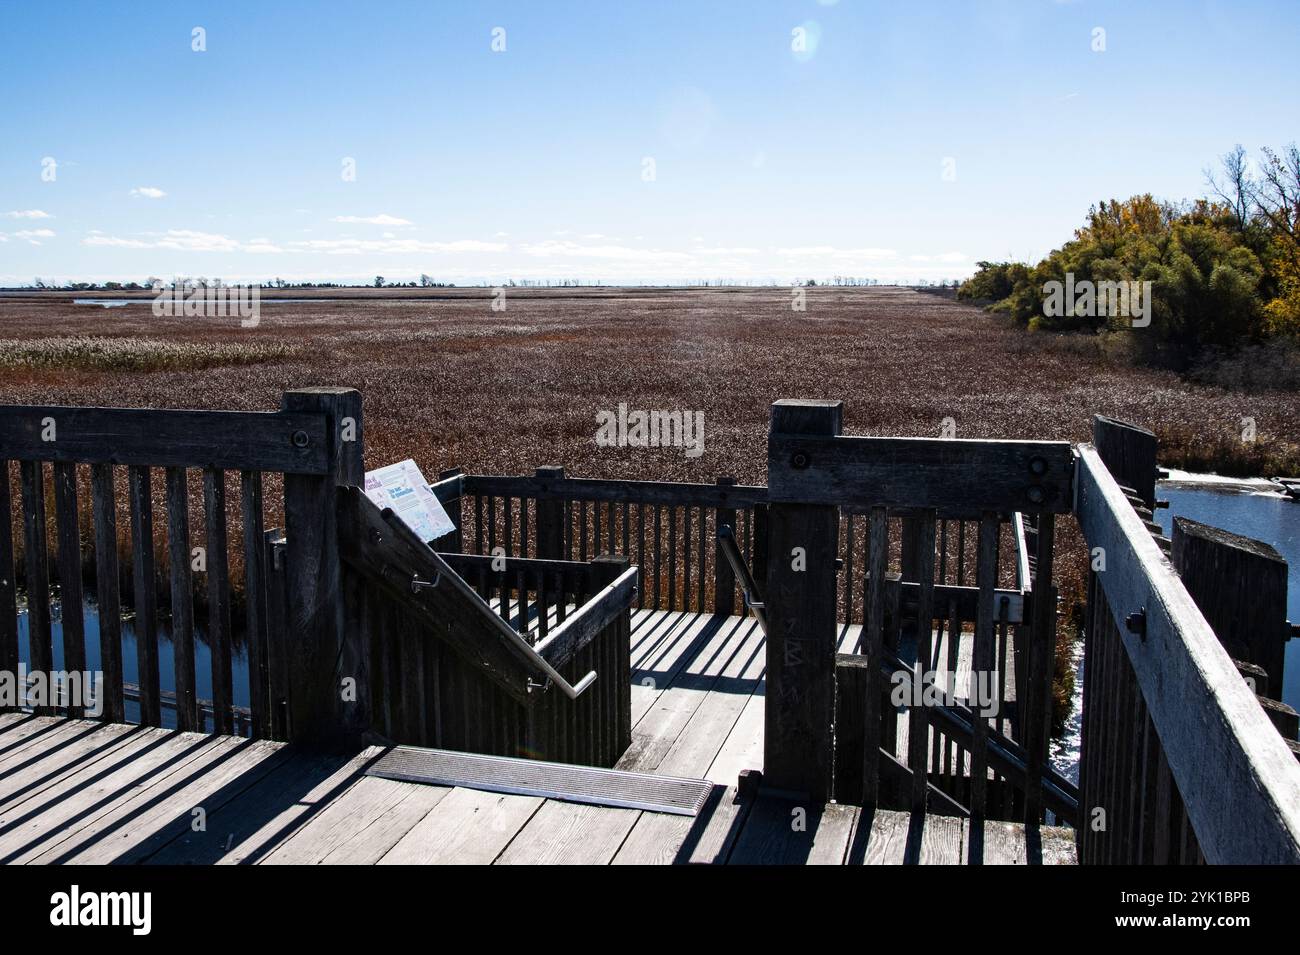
[1,0,1297,286]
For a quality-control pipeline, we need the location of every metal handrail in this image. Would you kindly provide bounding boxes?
[716,523,767,635]
[378,509,599,700]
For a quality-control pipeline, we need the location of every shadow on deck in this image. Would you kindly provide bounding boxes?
[0,609,1074,866]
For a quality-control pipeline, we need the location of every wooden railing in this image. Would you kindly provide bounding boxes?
[1075,442,1300,863]
[0,388,351,740]
[761,399,1074,819]
[430,468,766,616]
[333,487,636,765]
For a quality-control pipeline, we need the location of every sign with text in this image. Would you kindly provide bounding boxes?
[363,459,456,543]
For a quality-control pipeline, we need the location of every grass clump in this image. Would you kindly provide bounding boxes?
[0,336,298,373]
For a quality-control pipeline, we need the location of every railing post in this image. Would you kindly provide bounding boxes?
[280,387,365,745]
[431,467,464,552]
[764,399,842,802]
[713,475,737,615]
[535,466,566,560]
[1173,517,1289,702]
[592,554,634,765]
[1092,415,1158,511]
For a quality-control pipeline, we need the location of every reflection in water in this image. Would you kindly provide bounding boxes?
[16,601,251,731]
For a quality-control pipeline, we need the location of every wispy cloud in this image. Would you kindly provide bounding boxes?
[3,209,52,219]
[130,187,167,199]
[85,230,249,252]
[331,214,413,226]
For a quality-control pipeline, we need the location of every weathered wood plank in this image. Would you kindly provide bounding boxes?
[264,775,449,864]
[203,468,234,734]
[763,399,842,802]
[165,466,197,731]
[728,796,857,865]
[612,784,750,865]
[127,466,161,727]
[52,462,86,715]
[281,388,364,743]
[494,799,641,865]
[141,747,377,864]
[1092,415,1158,511]
[379,786,541,865]
[90,464,124,722]
[768,434,1074,513]
[908,514,937,811]
[19,462,53,709]
[465,473,768,509]
[0,404,330,473]
[1172,517,1290,702]
[41,736,291,864]
[0,464,19,706]
[0,728,222,862]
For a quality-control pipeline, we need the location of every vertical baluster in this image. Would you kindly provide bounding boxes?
[91,464,125,722]
[537,568,549,641]
[204,467,234,735]
[20,462,53,714]
[504,495,514,558]
[652,504,661,611]
[0,465,19,710]
[637,503,646,609]
[1023,513,1056,826]
[621,501,630,557]
[908,513,937,812]
[970,513,999,819]
[241,470,268,738]
[474,494,485,554]
[165,467,197,731]
[956,521,967,587]
[520,495,530,558]
[487,495,498,556]
[697,503,706,612]
[683,505,692,612]
[579,501,589,562]
[52,463,86,716]
[842,513,855,626]
[129,466,161,727]
[668,505,678,611]
[862,506,888,806]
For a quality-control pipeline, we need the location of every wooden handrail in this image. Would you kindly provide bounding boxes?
[457,473,768,508]
[533,567,638,670]
[1075,444,1300,863]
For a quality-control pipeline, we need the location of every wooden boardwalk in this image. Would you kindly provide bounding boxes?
[0,610,1074,865]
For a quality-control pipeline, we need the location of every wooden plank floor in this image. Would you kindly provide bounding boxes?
[0,610,1074,865]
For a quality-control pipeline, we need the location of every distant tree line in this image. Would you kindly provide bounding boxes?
[959,144,1300,376]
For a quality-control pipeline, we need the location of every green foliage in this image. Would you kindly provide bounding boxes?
[960,148,1300,368]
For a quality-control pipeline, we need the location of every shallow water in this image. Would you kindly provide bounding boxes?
[16,601,251,730]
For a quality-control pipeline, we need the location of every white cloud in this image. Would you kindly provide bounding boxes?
[84,230,256,252]
[14,229,55,239]
[288,237,506,255]
[3,209,52,219]
[331,214,413,226]
[130,187,167,199]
